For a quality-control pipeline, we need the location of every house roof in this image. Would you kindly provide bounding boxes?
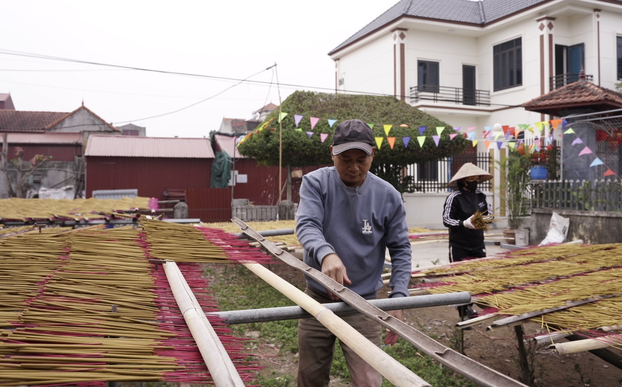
[0,93,15,110]
[0,110,69,132]
[213,133,247,159]
[0,105,119,133]
[522,78,622,116]
[4,132,83,144]
[85,135,215,158]
[329,0,551,55]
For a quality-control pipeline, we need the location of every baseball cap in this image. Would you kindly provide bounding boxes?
[332,119,375,155]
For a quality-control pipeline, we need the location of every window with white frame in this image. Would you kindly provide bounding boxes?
[493,37,522,91]
[617,36,622,80]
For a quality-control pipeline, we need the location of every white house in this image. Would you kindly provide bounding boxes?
[328,0,622,229]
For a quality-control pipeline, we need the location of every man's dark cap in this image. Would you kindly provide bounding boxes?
[332,119,374,156]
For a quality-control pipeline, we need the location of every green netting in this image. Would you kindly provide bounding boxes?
[210,151,232,188]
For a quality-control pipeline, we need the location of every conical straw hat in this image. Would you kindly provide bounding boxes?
[447,162,493,189]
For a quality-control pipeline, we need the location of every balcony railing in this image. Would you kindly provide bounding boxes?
[549,73,593,90]
[410,85,490,106]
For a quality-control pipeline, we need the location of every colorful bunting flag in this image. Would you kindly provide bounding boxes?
[278,112,288,123]
[432,135,440,147]
[294,114,303,127]
[387,137,396,149]
[604,169,616,176]
[572,138,583,145]
[328,119,337,128]
[384,125,392,136]
[375,137,383,149]
[578,147,593,156]
[310,117,320,130]
[436,127,445,136]
[417,136,426,147]
[320,133,329,143]
[403,137,410,148]
[564,128,575,134]
[418,126,426,136]
[590,158,604,167]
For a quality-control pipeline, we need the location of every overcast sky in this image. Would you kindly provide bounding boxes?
[0,0,398,138]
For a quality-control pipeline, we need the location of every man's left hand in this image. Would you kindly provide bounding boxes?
[383,309,403,346]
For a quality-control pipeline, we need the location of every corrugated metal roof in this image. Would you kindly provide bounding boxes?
[85,136,215,158]
[329,0,551,55]
[214,134,247,158]
[5,132,83,144]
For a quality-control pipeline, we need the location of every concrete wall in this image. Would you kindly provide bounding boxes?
[530,208,622,245]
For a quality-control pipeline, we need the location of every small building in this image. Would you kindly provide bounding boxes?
[85,135,230,221]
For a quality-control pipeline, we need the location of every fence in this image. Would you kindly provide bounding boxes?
[530,179,622,212]
[403,152,493,193]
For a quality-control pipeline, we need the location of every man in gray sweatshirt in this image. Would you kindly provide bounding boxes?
[295,119,412,387]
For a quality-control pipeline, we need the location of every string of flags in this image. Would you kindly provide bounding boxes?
[236,113,617,178]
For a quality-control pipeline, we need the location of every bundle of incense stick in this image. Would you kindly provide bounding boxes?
[471,211,493,230]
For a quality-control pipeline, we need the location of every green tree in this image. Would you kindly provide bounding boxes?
[237,91,467,193]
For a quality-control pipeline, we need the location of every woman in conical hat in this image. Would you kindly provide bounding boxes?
[443,162,493,318]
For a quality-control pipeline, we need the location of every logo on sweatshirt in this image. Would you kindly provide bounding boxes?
[362,219,372,234]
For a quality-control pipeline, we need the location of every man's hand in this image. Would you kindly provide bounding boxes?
[321,253,351,301]
[383,309,403,346]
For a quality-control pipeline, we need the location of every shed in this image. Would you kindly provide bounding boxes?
[85,136,230,221]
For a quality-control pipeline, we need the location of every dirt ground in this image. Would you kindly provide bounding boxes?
[250,262,622,387]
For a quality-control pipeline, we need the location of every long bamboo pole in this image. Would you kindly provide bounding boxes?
[552,335,622,354]
[163,261,245,387]
[242,261,430,387]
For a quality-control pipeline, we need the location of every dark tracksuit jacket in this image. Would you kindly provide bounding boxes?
[442,188,491,251]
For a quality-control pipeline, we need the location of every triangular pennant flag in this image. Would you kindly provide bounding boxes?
[449,133,458,140]
[432,135,440,146]
[310,117,320,130]
[454,126,461,132]
[328,119,337,128]
[497,142,503,150]
[561,118,568,129]
[403,137,410,147]
[484,141,491,150]
[436,127,445,136]
[296,128,303,132]
[294,114,303,127]
[368,123,374,129]
[550,119,562,130]
[419,126,427,136]
[417,136,426,147]
[306,131,313,138]
[278,112,288,123]
[387,137,396,149]
[375,137,383,149]
[535,121,545,131]
[578,146,592,156]
[320,133,329,142]
[472,140,478,147]
[467,126,476,132]
[604,169,616,176]
[564,128,575,134]
[494,132,502,140]
[467,132,476,141]
[384,125,392,136]
[590,158,604,167]
[399,124,409,128]
[508,142,516,150]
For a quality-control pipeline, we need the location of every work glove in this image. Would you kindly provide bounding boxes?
[463,215,476,229]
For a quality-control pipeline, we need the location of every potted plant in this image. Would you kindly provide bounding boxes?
[529,145,559,180]
[498,146,532,242]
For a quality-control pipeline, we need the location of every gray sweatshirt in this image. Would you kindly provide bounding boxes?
[296,167,412,299]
